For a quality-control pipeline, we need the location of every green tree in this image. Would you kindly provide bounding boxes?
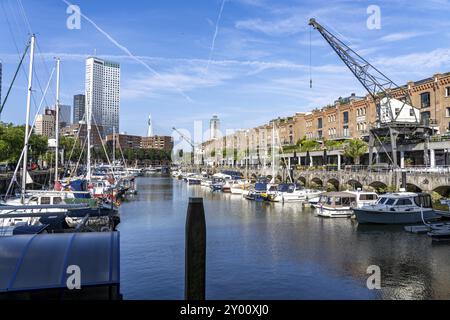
[343,139,368,165]
[60,136,83,164]
[296,137,320,152]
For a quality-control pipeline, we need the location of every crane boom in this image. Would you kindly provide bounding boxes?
[309,18,435,175]
[308,18,418,125]
[173,127,195,165]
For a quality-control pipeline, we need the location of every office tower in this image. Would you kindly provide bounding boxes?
[58,104,72,128]
[85,57,120,137]
[73,94,85,124]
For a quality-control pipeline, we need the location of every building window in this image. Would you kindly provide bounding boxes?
[446,87,450,97]
[343,111,349,124]
[421,111,431,125]
[447,107,450,117]
[420,92,431,108]
[343,126,349,137]
[318,118,323,129]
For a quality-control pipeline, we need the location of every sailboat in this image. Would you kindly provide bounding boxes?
[1,36,118,235]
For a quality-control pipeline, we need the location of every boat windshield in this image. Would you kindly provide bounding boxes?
[377,197,388,204]
[386,199,396,206]
[278,184,293,192]
[319,196,328,204]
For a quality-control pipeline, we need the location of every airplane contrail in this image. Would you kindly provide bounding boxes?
[206,0,226,72]
[62,0,193,102]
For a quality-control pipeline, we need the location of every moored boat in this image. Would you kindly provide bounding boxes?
[354,192,440,225]
[270,183,322,203]
[315,192,357,218]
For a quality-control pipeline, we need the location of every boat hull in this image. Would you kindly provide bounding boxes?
[316,207,353,218]
[354,208,440,225]
[230,188,244,195]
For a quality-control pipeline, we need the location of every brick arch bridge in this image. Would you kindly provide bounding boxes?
[198,166,450,195]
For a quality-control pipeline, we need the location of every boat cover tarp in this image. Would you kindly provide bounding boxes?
[69,180,91,199]
[255,183,267,191]
[0,232,120,293]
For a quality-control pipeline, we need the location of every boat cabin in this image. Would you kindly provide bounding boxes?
[319,192,357,208]
[376,193,433,209]
[29,195,64,206]
[278,183,303,193]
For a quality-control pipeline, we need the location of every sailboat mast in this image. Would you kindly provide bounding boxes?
[86,88,92,181]
[21,34,36,203]
[272,122,276,180]
[54,58,61,185]
[113,127,116,164]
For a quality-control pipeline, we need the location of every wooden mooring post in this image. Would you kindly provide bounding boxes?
[185,197,206,300]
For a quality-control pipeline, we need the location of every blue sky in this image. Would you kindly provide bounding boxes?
[1,0,450,143]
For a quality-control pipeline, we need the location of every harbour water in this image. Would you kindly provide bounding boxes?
[119,177,450,300]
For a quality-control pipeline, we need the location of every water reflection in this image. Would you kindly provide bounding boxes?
[118,177,450,300]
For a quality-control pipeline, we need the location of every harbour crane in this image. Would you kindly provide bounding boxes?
[309,18,435,173]
[172,127,197,166]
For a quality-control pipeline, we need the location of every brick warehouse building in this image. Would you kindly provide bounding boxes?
[201,72,450,167]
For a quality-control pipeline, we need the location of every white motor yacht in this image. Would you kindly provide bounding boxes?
[354,192,440,225]
[315,192,357,218]
[230,180,251,195]
[270,184,322,203]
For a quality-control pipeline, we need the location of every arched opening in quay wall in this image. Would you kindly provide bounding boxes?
[369,181,388,193]
[311,177,324,189]
[345,180,363,191]
[406,183,422,193]
[327,179,340,192]
[298,176,307,186]
[433,186,450,198]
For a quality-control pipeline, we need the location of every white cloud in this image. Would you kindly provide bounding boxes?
[379,31,426,43]
[235,15,306,36]
[374,48,450,71]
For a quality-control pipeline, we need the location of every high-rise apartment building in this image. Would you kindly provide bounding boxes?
[85,57,120,137]
[210,115,220,140]
[73,94,86,124]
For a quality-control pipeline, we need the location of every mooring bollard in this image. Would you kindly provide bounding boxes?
[185,197,206,301]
